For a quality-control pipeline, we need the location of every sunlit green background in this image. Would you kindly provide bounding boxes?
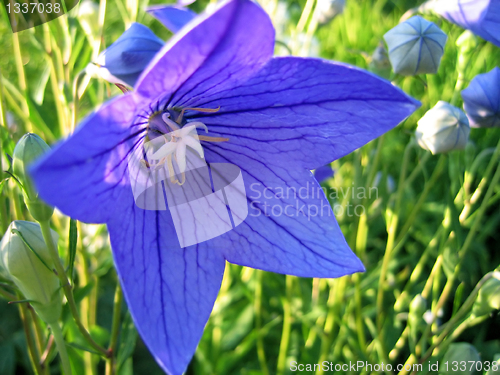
[1,0,500,373]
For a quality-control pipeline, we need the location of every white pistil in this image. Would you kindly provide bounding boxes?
[149,123,207,174]
[145,110,229,185]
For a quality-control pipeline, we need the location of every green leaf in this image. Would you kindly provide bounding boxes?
[1,76,55,142]
[0,178,8,194]
[117,311,138,372]
[68,219,77,284]
[0,342,15,375]
[32,64,51,106]
[72,281,95,304]
[452,282,464,317]
[10,228,52,272]
[67,342,102,356]
[0,124,15,156]
[89,325,110,347]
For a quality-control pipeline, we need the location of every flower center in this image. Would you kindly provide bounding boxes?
[144,107,228,185]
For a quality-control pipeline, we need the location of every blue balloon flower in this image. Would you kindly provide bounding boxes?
[431,0,500,47]
[462,67,500,128]
[31,0,419,373]
[88,23,164,87]
[314,164,334,183]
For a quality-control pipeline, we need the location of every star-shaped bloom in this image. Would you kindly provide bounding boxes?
[31,0,419,373]
[384,16,447,76]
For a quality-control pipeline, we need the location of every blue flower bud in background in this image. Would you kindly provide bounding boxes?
[416,101,470,154]
[429,0,500,47]
[13,134,54,221]
[147,4,196,33]
[368,43,391,79]
[462,67,500,128]
[0,221,62,324]
[442,343,481,375]
[373,171,396,194]
[313,0,345,25]
[86,23,163,87]
[384,16,447,76]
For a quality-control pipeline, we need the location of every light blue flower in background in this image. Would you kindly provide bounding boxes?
[384,16,447,76]
[462,67,500,128]
[429,0,500,47]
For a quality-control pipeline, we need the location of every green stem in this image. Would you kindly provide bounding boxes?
[38,220,109,357]
[71,72,85,132]
[49,322,72,375]
[376,143,413,332]
[28,305,47,365]
[457,159,500,269]
[317,277,347,373]
[12,32,31,133]
[431,157,500,318]
[18,300,44,375]
[0,286,16,300]
[255,270,270,375]
[460,136,500,223]
[277,275,293,375]
[409,271,500,374]
[296,0,315,35]
[0,67,7,129]
[393,155,446,247]
[105,281,123,375]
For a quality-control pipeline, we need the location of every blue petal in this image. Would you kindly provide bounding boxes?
[185,57,419,170]
[107,197,225,375]
[147,5,197,33]
[136,0,274,102]
[436,0,500,47]
[314,164,334,183]
[201,148,364,277]
[462,67,500,127]
[30,94,142,223]
[482,1,500,44]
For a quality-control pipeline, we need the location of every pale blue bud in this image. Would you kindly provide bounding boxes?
[384,16,447,76]
[416,101,470,154]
